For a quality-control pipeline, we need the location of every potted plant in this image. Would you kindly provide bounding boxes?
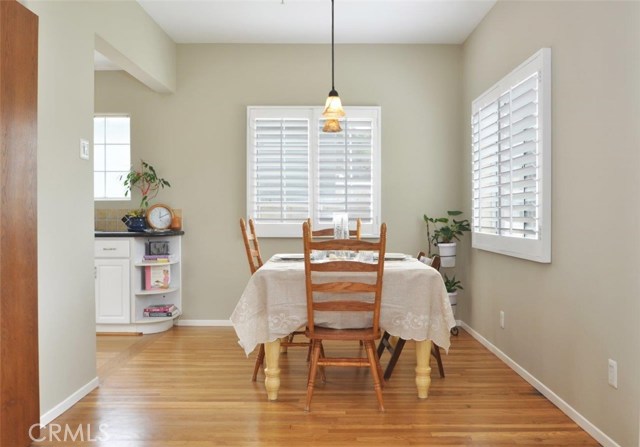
[121,160,171,231]
[423,210,470,268]
[443,274,462,335]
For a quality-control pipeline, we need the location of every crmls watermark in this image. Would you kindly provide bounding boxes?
[29,423,109,443]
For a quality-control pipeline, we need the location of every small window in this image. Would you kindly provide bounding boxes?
[94,115,131,200]
[247,106,381,237]
[471,48,551,262]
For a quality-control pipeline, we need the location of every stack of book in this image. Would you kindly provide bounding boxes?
[143,304,179,317]
[143,254,174,263]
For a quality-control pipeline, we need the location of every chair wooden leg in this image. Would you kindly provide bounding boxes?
[305,340,322,411]
[252,343,265,382]
[374,345,385,389]
[432,344,445,378]
[364,340,385,411]
[319,342,326,383]
[383,338,406,380]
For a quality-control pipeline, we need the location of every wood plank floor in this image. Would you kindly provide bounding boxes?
[33,327,600,446]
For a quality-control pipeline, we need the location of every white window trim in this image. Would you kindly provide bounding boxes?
[246,106,381,238]
[471,48,551,263]
[94,113,131,202]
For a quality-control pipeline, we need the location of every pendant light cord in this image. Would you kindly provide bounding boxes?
[331,0,335,90]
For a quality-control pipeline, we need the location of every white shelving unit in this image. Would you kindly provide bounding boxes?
[95,233,183,334]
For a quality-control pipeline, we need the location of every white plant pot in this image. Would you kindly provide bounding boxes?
[438,242,457,268]
[447,291,457,317]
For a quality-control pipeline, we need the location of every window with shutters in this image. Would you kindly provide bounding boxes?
[94,115,131,200]
[247,106,381,237]
[471,48,551,262]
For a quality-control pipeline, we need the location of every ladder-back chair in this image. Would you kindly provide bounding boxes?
[240,217,263,274]
[239,218,310,381]
[302,221,387,411]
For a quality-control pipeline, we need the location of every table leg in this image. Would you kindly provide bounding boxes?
[264,339,281,400]
[415,339,432,399]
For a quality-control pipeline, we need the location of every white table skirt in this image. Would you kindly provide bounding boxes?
[231,256,456,356]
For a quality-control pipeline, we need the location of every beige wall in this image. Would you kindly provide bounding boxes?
[461,1,640,446]
[23,0,175,419]
[95,44,464,320]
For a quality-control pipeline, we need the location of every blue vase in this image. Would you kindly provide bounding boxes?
[121,215,147,232]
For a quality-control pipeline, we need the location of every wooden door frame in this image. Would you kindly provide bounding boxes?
[0,0,40,445]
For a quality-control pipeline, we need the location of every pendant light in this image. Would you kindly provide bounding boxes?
[322,0,345,133]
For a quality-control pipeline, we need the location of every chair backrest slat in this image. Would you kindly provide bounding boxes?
[309,238,378,252]
[313,300,375,312]
[311,282,377,293]
[309,261,379,273]
[303,221,386,337]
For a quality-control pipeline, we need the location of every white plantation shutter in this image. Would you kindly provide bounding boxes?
[247,109,310,236]
[247,107,381,237]
[316,111,379,236]
[471,48,551,263]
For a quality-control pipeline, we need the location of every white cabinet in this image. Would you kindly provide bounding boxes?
[95,258,130,324]
[94,234,183,334]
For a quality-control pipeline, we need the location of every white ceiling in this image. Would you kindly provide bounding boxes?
[95,1,495,70]
[136,0,496,44]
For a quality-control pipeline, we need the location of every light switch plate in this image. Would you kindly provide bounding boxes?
[80,139,89,160]
[608,359,618,389]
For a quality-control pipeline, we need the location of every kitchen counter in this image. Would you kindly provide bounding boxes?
[95,230,185,238]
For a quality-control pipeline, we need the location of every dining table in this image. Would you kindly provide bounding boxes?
[231,253,456,401]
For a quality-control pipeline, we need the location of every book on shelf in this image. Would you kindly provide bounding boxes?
[143,304,179,317]
[143,265,171,290]
[143,309,180,317]
[143,304,177,313]
[142,254,175,263]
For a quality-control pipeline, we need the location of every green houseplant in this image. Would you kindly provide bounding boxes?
[121,160,171,231]
[423,210,470,267]
[443,274,463,294]
[443,274,462,323]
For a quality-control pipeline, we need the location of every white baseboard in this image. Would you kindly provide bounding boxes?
[176,319,232,327]
[40,377,99,427]
[458,321,620,447]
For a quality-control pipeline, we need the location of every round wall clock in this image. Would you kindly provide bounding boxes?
[146,204,174,230]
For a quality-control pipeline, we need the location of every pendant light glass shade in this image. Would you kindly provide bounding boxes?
[322,89,346,119]
[322,0,344,133]
[322,118,342,133]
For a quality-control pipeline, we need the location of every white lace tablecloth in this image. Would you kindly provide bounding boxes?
[231,256,456,356]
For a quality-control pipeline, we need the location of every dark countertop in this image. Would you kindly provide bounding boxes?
[95,230,185,238]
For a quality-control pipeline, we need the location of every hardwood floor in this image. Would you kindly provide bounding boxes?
[33,327,599,446]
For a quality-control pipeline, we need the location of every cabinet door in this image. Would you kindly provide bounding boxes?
[95,259,130,324]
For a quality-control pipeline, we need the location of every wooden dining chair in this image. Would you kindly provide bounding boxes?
[239,218,310,381]
[306,217,362,239]
[240,217,263,274]
[302,221,387,411]
[376,252,445,380]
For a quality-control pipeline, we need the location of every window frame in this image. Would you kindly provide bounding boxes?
[93,114,131,202]
[246,106,382,238]
[471,48,551,263]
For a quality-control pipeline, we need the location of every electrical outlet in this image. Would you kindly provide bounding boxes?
[499,311,505,329]
[80,139,89,160]
[608,359,618,389]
